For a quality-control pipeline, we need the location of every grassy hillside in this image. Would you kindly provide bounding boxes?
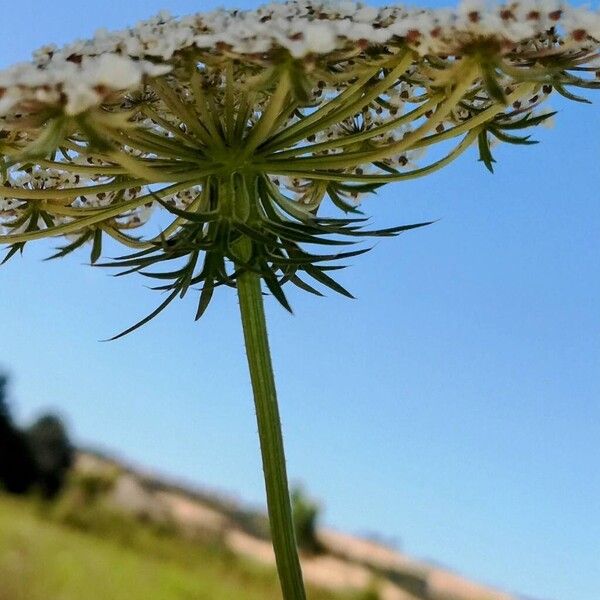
[0,495,367,600]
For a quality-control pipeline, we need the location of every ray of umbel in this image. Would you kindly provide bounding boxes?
[1,1,599,597]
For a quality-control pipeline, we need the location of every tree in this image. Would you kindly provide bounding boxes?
[26,414,74,499]
[0,373,37,495]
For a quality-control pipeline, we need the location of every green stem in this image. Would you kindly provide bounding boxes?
[237,269,307,600]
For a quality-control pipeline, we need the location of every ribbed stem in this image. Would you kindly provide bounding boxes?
[237,269,307,600]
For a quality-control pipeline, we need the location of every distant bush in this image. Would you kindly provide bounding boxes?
[354,584,381,600]
[73,470,118,504]
[51,469,118,528]
[53,467,179,549]
[56,499,137,539]
[291,485,322,554]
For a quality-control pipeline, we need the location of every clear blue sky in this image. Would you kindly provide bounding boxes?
[1,3,599,600]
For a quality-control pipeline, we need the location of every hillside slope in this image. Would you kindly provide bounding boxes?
[71,450,518,600]
[0,495,359,600]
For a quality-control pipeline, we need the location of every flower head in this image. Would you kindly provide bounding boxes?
[1,1,599,334]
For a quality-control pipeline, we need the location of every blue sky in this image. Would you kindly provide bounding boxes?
[1,3,599,600]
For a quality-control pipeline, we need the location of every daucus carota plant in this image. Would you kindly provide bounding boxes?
[1,1,599,597]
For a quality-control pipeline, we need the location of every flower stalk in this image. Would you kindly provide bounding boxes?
[237,266,307,600]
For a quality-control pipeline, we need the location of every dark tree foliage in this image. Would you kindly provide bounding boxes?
[26,415,74,499]
[0,372,73,498]
[0,374,37,494]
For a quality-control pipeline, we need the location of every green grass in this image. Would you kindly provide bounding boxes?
[0,495,367,600]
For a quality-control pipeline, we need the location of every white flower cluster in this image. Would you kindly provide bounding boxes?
[162,186,202,210]
[0,1,599,117]
[0,54,170,117]
[0,165,153,233]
